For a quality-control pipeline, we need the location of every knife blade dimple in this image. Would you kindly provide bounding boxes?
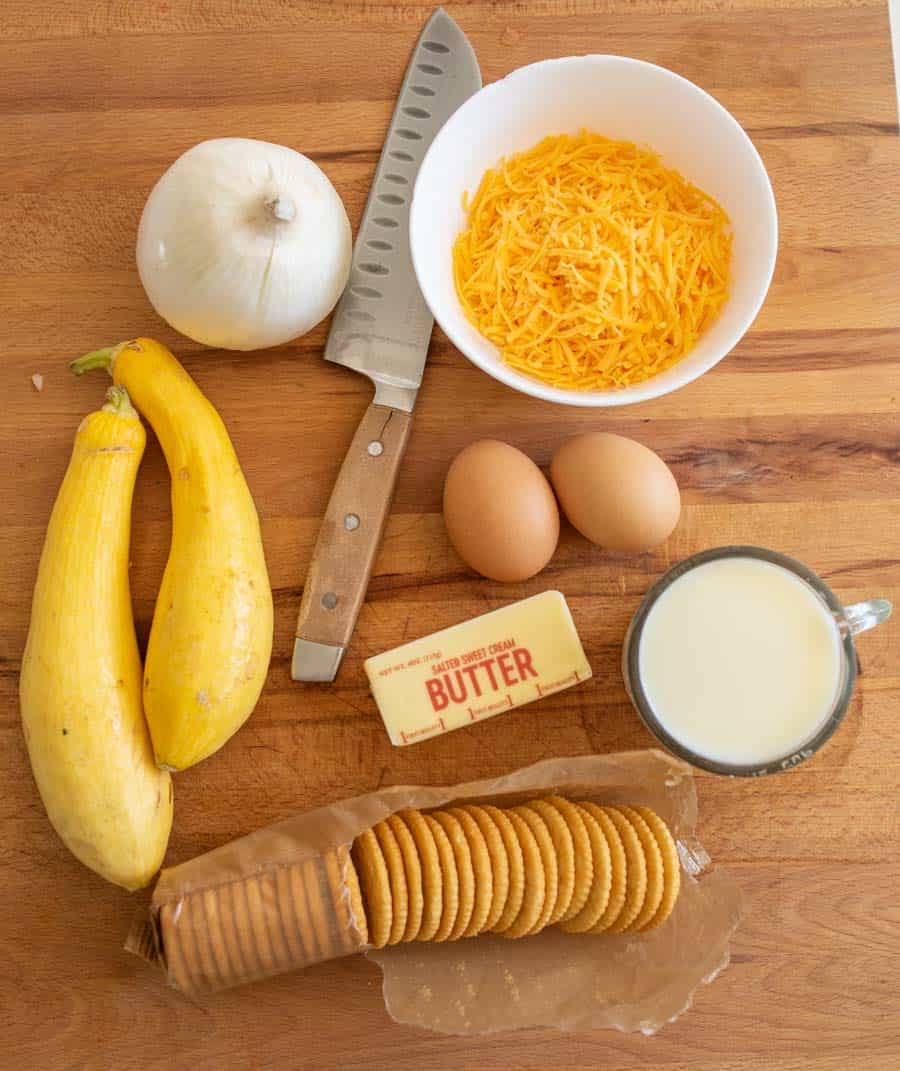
[323,9,482,413]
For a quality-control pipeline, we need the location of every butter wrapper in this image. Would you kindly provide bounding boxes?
[364,591,592,745]
[127,750,742,1036]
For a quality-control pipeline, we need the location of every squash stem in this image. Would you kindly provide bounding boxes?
[70,344,123,376]
[102,385,136,416]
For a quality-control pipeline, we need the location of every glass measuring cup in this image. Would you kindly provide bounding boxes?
[622,545,892,777]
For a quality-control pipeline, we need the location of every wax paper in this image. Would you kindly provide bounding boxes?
[129,749,741,1034]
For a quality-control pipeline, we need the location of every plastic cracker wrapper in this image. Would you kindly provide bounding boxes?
[128,750,742,1035]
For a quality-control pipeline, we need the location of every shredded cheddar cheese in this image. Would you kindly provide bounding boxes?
[453,132,732,391]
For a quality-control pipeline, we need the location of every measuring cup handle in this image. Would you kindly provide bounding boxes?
[843,599,893,636]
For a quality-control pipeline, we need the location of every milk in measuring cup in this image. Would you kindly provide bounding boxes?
[637,557,842,766]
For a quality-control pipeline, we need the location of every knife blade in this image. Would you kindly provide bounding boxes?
[292,8,481,682]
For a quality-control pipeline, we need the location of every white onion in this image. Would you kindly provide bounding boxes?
[136,138,351,351]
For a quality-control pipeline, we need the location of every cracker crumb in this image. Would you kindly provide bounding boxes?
[420,985,432,1002]
[31,373,43,392]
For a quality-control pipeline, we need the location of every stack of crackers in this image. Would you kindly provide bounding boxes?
[138,796,681,995]
[154,845,369,996]
[350,796,680,947]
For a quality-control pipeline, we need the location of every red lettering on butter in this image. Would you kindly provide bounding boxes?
[497,652,517,687]
[461,664,484,697]
[513,646,537,680]
[479,658,499,690]
[426,677,448,712]
[424,646,539,711]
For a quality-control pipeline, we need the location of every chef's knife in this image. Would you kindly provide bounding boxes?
[292,9,481,682]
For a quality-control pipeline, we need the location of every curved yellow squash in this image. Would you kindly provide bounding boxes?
[20,387,173,890]
[72,339,274,770]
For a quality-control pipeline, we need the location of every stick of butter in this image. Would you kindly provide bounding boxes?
[364,591,592,746]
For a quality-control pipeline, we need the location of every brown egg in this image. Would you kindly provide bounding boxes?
[443,440,559,582]
[550,432,680,552]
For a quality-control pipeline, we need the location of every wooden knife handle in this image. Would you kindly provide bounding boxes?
[295,403,412,654]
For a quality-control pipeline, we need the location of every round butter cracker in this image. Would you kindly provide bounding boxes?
[424,813,459,942]
[197,887,231,990]
[229,873,265,978]
[285,861,318,964]
[483,804,525,934]
[300,860,333,963]
[633,806,681,931]
[597,805,647,933]
[332,843,369,949]
[461,804,510,932]
[447,807,493,937]
[430,810,475,941]
[509,805,557,936]
[557,803,611,934]
[351,828,392,949]
[525,798,576,924]
[373,818,409,946]
[342,845,369,947]
[499,808,545,939]
[612,806,664,932]
[398,809,442,942]
[583,805,627,934]
[385,813,423,942]
[182,889,220,993]
[275,864,311,971]
[160,901,195,997]
[543,796,593,922]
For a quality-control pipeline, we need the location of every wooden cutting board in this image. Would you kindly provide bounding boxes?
[2,2,898,1068]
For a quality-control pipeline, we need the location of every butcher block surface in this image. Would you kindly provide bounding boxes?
[2,1,899,1068]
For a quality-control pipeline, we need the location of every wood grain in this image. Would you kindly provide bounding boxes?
[1,1,899,1068]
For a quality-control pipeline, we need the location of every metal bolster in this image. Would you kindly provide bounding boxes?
[291,638,346,683]
[372,381,418,412]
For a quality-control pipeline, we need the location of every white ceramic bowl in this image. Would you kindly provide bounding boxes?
[410,56,778,407]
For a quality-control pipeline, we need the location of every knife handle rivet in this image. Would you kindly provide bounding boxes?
[367,440,384,457]
[344,513,360,532]
[321,592,339,611]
